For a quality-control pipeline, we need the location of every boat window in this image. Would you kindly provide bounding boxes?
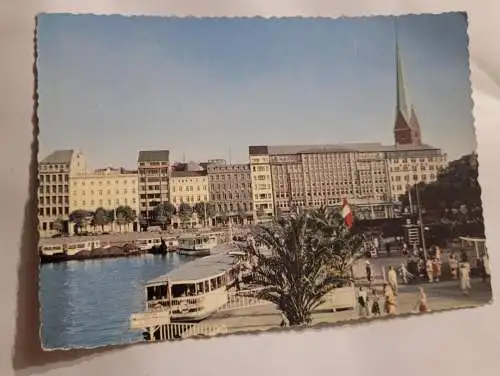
[146,284,168,301]
[204,280,210,292]
[171,283,197,298]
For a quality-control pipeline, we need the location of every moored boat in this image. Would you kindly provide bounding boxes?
[177,233,219,257]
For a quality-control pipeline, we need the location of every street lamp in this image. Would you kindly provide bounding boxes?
[415,184,428,260]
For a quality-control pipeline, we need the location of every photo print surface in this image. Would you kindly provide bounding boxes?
[36,12,490,350]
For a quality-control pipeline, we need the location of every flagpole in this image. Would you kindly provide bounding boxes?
[415,184,427,260]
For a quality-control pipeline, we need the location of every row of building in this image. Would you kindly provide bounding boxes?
[37,40,449,237]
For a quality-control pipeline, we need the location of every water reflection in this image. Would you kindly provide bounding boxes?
[40,254,193,348]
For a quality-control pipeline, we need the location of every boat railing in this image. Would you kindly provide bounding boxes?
[147,295,204,312]
[157,323,228,341]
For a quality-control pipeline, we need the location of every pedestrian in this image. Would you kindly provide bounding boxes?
[236,267,243,291]
[459,252,472,295]
[386,242,391,257]
[432,257,442,282]
[365,260,373,286]
[280,310,289,327]
[449,253,458,280]
[357,287,368,317]
[413,286,429,313]
[399,261,410,284]
[387,265,398,295]
[383,283,397,315]
[402,242,408,256]
[425,258,434,283]
[482,252,491,283]
[370,288,381,316]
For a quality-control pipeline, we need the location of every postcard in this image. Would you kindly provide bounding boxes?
[36,12,490,350]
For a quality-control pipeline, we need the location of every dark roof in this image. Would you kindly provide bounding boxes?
[248,145,269,155]
[137,150,170,162]
[258,143,441,155]
[40,150,74,164]
[171,170,207,178]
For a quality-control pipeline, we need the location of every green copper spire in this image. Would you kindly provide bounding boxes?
[395,21,410,123]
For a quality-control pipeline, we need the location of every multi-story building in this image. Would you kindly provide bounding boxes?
[206,160,253,223]
[247,42,447,220]
[137,150,170,224]
[169,168,209,208]
[248,148,274,222]
[38,150,87,237]
[69,167,139,232]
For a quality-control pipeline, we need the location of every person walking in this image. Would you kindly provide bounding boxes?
[387,265,398,295]
[399,261,410,284]
[459,252,472,295]
[432,257,442,282]
[357,287,368,317]
[370,288,381,316]
[449,253,459,280]
[425,258,434,283]
[383,283,397,315]
[482,252,491,283]
[413,286,429,313]
[365,261,373,287]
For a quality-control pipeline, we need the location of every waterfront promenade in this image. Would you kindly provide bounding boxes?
[204,278,492,334]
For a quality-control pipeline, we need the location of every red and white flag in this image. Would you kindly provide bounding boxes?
[341,198,354,229]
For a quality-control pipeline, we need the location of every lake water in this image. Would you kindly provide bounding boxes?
[39,253,194,349]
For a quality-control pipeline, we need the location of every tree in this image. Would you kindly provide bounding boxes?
[69,210,92,234]
[256,205,265,219]
[178,203,193,228]
[249,208,363,326]
[153,202,175,230]
[93,207,112,232]
[236,208,246,225]
[115,205,137,232]
[52,216,64,235]
[218,210,229,226]
[194,202,216,227]
[399,153,484,234]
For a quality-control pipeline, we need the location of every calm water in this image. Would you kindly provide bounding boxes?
[40,254,194,349]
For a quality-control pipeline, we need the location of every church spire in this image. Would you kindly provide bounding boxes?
[395,31,410,123]
[393,18,422,146]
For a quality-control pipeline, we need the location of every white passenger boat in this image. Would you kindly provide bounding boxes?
[39,239,100,256]
[177,233,219,257]
[65,240,101,255]
[136,238,162,251]
[132,243,244,326]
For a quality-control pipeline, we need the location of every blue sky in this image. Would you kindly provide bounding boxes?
[37,13,475,169]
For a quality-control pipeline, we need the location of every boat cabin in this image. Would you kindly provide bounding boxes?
[136,238,162,251]
[144,244,243,321]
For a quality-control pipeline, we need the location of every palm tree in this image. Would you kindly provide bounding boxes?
[115,205,137,232]
[249,208,363,326]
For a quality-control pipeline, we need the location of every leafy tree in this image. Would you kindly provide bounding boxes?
[153,202,175,230]
[69,210,92,234]
[52,216,65,235]
[194,202,216,226]
[218,210,229,225]
[249,208,363,326]
[115,205,137,232]
[236,208,246,225]
[93,207,112,232]
[178,203,193,228]
[256,205,265,219]
[399,153,484,231]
